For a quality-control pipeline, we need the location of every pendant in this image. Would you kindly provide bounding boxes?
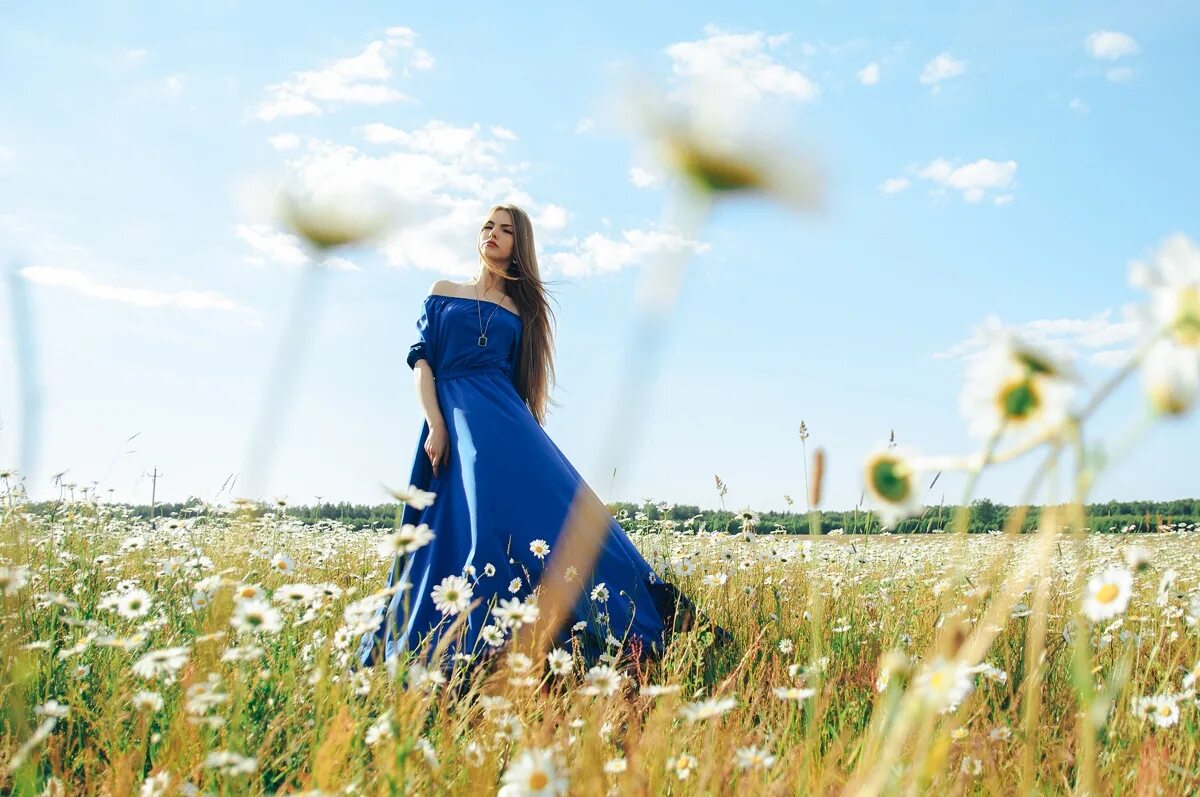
[478,335,488,347]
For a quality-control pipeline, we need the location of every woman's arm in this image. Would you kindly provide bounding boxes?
[413,360,444,430]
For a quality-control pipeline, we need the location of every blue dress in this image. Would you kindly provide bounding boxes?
[356,293,698,672]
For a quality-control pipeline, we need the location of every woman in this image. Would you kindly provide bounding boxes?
[356,204,726,674]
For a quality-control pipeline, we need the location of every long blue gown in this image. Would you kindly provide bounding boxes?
[356,293,693,672]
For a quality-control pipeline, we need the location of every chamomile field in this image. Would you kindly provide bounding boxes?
[2,494,1198,796]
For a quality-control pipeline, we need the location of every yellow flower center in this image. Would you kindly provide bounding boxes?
[1158,704,1172,717]
[528,771,549,790]
[1095,583,1120,604]
[1172,286,1200,348]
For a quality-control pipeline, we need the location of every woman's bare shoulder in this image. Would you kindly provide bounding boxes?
[428,279,465,298]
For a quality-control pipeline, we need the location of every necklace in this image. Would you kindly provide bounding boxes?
[473,280,503,347]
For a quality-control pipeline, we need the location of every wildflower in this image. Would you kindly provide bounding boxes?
[509,577,523,593]
[493,597,530,630]
[132,647,190,682]
[679,695,737,722]
[529,539,550,559]
[34,700,69,719]
[507,652,534,674]
[387,483,437,509]
[989,726,1012,741]
[140,772,171,797]
[960,756,983,776]
[0,565,31,595]
[498,747,567,797]
[269,553,295,573]
[483,563,496,577]
[958,325,1078,442]
[1136,695,1181,728]
[581,665,625,697]
[668,752,698,780]
[378,523,435,557]
[202,751,258,776]
[115,588,153,619]
[365,712,394,746]
[772,686,816,702]
[591,583,610,602]
[778,638,794,654]
[232,583,265,601]
[132,691,164,711]
[603,758,627,774]
[277,183,394,252]
[1122,546,1152,571]
[915,657,975,714]
[481,624,507,648]
[230,598,283,635]
[734,745,777,771]
[547,648,573,676]
[430,575,472,616]
[1130,234,1200,415]
[640,683,681,697]
[1082,566,1134,622]
[863,445,925,529]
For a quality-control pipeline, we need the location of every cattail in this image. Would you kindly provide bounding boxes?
[809,448,825,509]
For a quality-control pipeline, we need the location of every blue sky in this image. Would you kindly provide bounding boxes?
[2,1,1198,514]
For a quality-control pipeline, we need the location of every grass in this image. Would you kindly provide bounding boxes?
[2,494,1198,796]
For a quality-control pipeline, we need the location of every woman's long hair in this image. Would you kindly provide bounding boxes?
[481,204,560,426]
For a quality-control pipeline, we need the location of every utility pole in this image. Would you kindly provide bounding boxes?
[150,467,162,522]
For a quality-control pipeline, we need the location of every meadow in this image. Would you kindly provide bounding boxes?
[2,492,1198,796]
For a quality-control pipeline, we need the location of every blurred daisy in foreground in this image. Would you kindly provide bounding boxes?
[679,695,737,722]
[862,444,926,529]
[430,575,472,616]
[735,744,777,771]
[668,753,698,781]
[378,523,435,557]
[132,647,190,682]
[1126,234,1200,415]
[498,747,568,797]
[276,181,396,253]
[1133,694,1181,728]
[915,657,975,714]
[386,483,437,509]
[1082,566,1134,622]
[958,325,1079,444]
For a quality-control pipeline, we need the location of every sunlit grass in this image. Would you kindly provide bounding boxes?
[2,494,1198,795]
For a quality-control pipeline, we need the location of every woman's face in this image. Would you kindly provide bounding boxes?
[479,210,516,264]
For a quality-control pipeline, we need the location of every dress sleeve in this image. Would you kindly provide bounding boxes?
[405,299,433,370]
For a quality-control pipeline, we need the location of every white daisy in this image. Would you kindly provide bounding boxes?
[958,325,1078,442]
[430,575,473,616]
[547,648,573,675]
[529,539,550,560]
[590,583,610,603]
[580,664,625,697]
[132,647,190,682]
[734,744,776,771]
[668,752,698,780]
[915,657,974,714]
[378,523,436,557]
[1082,566,1134,622]
[115,588,153,620]
[269,553,295,574]
[389,483,437,510]
[679,695,737,722]
[498,747,568,797]
[863,444,926,529]
[231,598,283,635]
[480,624,507,648]
[772,686,816,702]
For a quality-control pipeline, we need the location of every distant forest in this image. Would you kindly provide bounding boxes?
[42,496,1200,535]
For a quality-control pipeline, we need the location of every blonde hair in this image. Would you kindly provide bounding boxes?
[481,204,561,426]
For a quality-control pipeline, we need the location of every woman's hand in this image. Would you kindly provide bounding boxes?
[425,420,450,478]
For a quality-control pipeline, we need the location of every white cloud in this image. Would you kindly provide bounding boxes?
[878,176,910,194]
[664,23,819,105]
[919,53,967,87]
[1085,31,1139,60]
[252,28,426,121]
[548,227,710,278]
[19,266,259,321]
[630,167,661,188]
[933,310,1141,367]
[0,143,13,163]
[993,194,1014,206]
[575,118,594,134]
[269,122,568,277]
[1106,67,1134,83]
[268,133,302,150]
[915,157,1016,203]
[1069,97,1091,114]
[857,62,880,86]
[534,204,569,231]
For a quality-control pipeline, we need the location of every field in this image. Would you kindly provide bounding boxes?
[2,497,1198,796]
